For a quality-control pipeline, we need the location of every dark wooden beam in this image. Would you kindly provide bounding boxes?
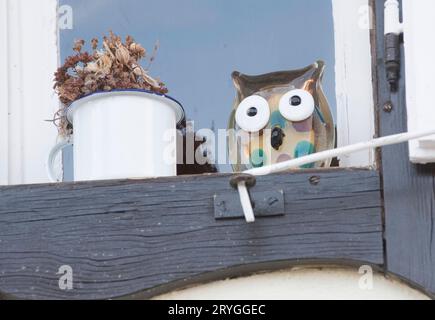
[373,0,435,298]
[0,169,383,300]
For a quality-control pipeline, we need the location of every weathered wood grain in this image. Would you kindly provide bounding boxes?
[373,0,435,297]
[0,169,383,300]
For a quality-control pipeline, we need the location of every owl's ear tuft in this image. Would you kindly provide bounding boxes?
[232,71,256,98]
[232,71,242,89]
[231,71,241,79]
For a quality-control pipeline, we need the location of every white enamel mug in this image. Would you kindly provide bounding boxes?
[47,90,184,182]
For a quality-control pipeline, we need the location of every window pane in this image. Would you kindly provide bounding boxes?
[59,0,336,175]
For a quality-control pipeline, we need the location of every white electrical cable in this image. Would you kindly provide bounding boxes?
[238,182,256,223]
[237,128,435,223]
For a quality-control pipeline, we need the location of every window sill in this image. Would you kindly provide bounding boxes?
[0,168,383,299]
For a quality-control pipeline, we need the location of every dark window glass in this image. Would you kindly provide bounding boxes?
[59,0,336,175]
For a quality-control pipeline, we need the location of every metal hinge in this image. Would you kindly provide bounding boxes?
[384,0,404,92]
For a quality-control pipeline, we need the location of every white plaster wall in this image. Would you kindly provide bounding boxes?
[0,0,59,185]
[154,267,429,300]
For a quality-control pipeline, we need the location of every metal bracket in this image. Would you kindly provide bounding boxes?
[384,0,404,92]
[385,33,401,92]
[214,190,285,220]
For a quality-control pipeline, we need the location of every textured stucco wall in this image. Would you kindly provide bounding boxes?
[154,267,429,300]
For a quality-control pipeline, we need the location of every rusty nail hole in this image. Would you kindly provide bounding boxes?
[309,176,321,185]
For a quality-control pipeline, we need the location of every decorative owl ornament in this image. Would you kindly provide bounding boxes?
[228,61,335,171]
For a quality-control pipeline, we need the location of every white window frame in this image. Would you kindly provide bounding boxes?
[402,0,435,164]
[0,0,60,185]
[333,0,376,168]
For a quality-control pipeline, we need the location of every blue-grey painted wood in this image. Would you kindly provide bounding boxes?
[0,169,383,300]
[373,0,435,297]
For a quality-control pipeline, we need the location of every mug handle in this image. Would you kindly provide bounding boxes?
[47,136,73,182]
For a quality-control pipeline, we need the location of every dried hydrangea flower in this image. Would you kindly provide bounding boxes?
[115,45,130,65]
[53,31,168,136]
[73,39,85,53]
[91,38,99,50]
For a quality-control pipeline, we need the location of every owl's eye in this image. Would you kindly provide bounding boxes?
[235,95,270,132]
[279,89,315,122]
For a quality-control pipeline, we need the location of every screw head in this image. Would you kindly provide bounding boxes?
[383,102,393,113]
[267,197,279,206]
[309,176,321,185]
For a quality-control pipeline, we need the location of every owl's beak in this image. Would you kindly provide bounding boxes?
[271,127,285,150]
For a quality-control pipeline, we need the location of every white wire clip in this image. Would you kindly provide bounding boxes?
[235,129,435,224]
[230,174,257,223]
[237,182,255,223]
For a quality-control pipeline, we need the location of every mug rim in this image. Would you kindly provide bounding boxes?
[66,89,185,125]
